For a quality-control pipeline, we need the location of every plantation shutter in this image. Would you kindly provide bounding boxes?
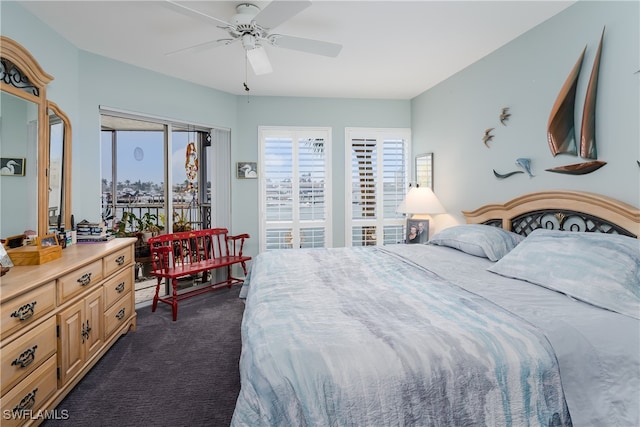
[260,127,331,252]
[346,128,410,246]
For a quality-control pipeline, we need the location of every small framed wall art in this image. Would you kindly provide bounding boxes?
[415,153,433,189]
[0,157,26,176]
[237,162,257,179]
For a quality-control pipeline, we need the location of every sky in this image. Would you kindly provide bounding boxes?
[101,130,195,188]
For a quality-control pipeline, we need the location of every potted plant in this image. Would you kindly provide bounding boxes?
[114,211,163,281]
[114,212,162,239]
[138,212,162,242]
[113,211,139,237]
[172,211,192,232]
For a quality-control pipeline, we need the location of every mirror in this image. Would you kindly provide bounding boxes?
[47,102,71,231]
[0,91,39,236]
[0,36,71,238]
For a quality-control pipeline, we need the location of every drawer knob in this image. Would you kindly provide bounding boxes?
[116,308,126,320]
[11,345,38,368]
[115,255,125,265]
[115,282,125,293]
[13,387,38,413]
[10,301,37,321]
[77,273,92,286]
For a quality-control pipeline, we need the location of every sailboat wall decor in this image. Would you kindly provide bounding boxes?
[546,47,585,157]
[546,28,607,175]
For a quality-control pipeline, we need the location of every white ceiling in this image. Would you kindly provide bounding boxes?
[19,0,575,99]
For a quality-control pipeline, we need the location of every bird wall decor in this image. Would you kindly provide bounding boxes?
[493,158,534,179]
[493,169,523,179]
[499,107,511,126]
[0,159,21,175]
[516,158,534,177]
[482,128,495,148]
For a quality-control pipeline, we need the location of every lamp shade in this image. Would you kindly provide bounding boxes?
[396,187,446,215]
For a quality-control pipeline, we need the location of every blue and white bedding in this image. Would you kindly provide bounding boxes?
[391,243,639,427]
[232,245,579,426]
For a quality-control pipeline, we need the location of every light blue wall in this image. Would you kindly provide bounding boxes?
[411,1,639,231]
[1,2,239,228]
[235,96,410,251]
[2,1,638,255]
[0,2,409,255]
[75,51,238,226]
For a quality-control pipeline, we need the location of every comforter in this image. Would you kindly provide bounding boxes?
[390,243,639,427]
[232,246,572,426]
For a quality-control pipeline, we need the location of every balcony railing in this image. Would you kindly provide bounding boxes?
[103,202,211,234]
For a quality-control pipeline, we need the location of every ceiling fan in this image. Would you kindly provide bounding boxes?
[163,1,343,76]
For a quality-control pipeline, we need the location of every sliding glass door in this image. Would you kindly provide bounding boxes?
[100,111,227,234]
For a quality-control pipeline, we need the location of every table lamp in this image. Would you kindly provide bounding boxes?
[396,185,446,243]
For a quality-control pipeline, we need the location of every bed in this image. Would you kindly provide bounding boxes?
[232,191,640,427]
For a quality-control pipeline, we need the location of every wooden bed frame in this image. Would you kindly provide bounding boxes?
[463,190,640,239]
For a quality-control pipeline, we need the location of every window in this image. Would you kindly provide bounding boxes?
[259,127,332,252]
[345,128,410,246]
[100,109,230,234]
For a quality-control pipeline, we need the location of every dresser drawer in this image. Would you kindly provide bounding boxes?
[57,260,103,304]
[0,355,57,427]
[104,291,133,339]
[1,317,56,397]
[103,246,132,277]
[103,266,133,309]
[1,282,55,341]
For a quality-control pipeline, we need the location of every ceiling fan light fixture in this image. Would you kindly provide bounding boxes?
[164,0,340,82]
[246,45,272,75]
[241,33,256,50]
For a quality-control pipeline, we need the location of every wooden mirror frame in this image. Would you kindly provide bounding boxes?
[0,36,70,234]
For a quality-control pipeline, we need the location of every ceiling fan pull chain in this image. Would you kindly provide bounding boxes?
[244,52,251,102]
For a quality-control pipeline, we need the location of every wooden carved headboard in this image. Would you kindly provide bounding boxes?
[462,191,640,239]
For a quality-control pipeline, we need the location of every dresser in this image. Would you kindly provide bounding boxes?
[0,238,137,426]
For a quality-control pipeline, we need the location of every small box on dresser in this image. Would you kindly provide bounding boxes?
[6,245,62,266]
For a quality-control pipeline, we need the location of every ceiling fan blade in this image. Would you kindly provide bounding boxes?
[270,34,342,57]
[166,38,238,56]
[162,1,231,27]
[254,0,312,30]
[246,46,273,75]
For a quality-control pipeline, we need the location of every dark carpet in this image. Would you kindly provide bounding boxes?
[42,285,245,427]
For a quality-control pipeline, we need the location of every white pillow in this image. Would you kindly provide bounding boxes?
[429,224,524,261]
[488,229,640,319]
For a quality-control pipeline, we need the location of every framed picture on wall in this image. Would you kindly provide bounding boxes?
[415,153,433,189]
[237,162,257,179]
[0,158,26,176]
